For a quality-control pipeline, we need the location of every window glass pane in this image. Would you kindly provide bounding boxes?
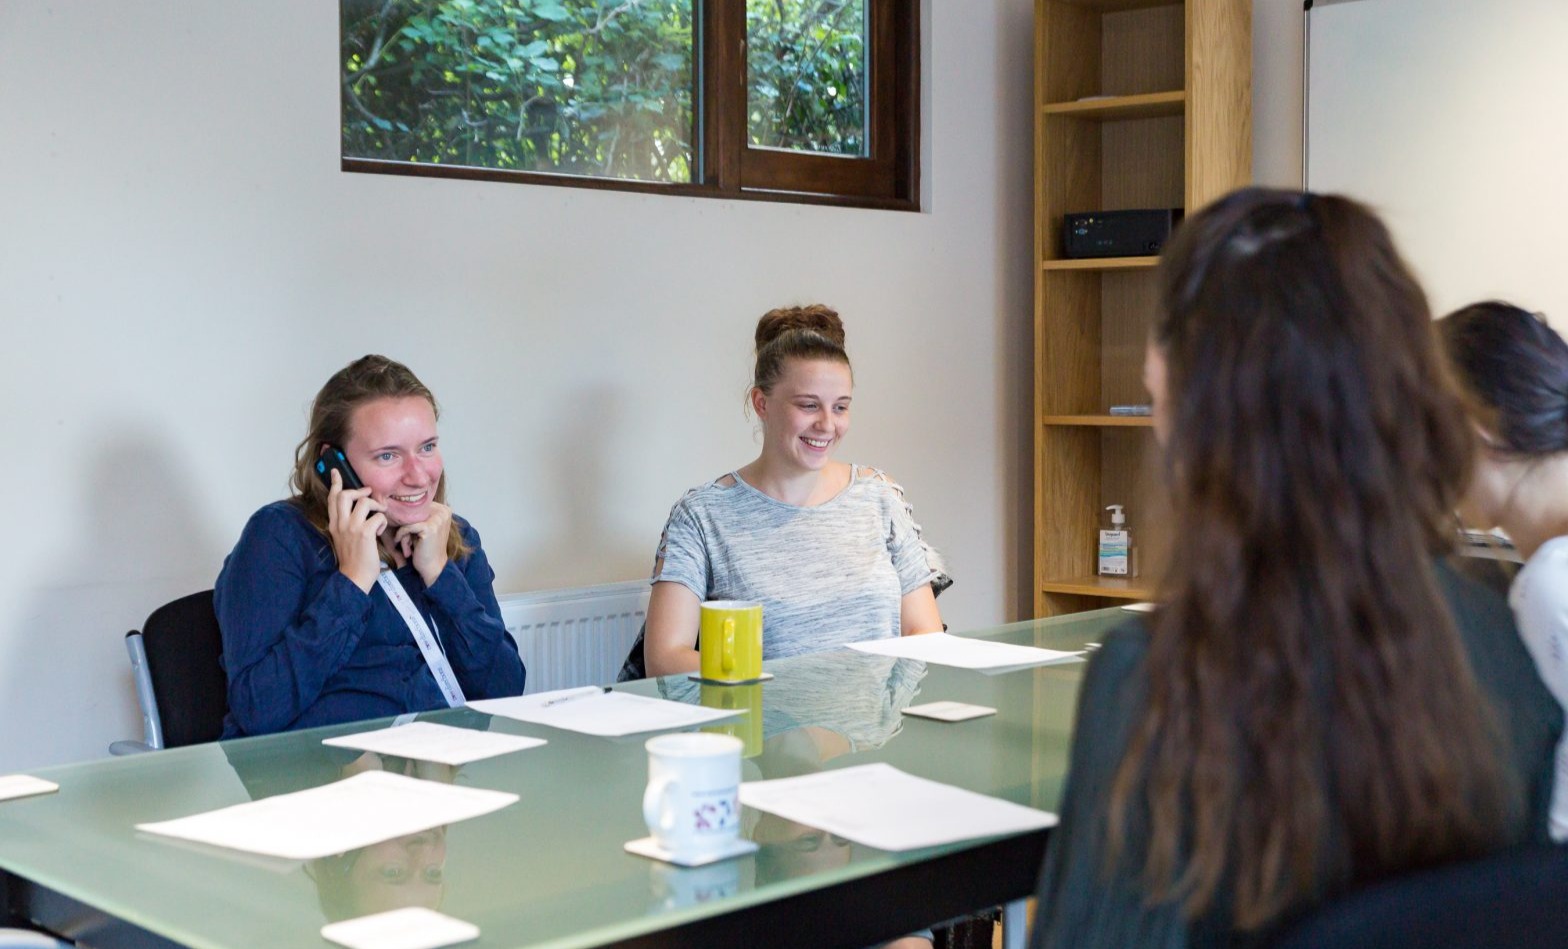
[746,0,868,156]
[341,0,694,183]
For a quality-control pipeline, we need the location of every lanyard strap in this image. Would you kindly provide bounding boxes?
[377,569,467,708]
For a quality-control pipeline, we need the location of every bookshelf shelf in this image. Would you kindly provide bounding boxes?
[1041,415,1154,427]
[1033,0,1250,617]
[1042,90,1185,120]
[1042,256,1160,271]
[1040,576,1153,601]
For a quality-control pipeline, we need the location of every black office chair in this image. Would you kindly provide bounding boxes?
[1270,843,1568,949]
[110,590,228,752]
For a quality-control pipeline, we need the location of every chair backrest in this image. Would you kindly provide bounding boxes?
[132,590,227,748]
[1270,843,1568,949]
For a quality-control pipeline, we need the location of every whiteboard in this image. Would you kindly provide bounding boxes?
[1306,0,1568,332]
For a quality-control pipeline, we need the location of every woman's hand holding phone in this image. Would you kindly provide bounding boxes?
[393,503,452,588]
[326,468,388,593]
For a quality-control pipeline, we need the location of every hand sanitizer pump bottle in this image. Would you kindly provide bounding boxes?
[1098,505,1131,577]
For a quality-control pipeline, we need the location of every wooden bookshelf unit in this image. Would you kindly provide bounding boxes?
[1032,0,1251,617]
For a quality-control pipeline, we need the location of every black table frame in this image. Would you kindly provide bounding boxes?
[3,830,1046,949]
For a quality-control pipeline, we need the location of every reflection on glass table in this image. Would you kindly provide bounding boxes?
[0,609,1133,949]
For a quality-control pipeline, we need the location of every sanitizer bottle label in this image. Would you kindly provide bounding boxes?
[1099,529,1130,576]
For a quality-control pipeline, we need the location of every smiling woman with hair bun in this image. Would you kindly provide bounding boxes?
[621,304,953,683]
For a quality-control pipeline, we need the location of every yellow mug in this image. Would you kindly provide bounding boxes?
[699,600,763,683]
[701,682,764,757]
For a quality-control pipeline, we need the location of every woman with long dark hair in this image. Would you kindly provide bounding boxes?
[1031,189,1562,947]
[1440,300,1568,841]
[216,355,525,737]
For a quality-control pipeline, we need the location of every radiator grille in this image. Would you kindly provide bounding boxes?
[497,580,649,693]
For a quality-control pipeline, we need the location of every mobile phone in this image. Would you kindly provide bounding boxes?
[314,446,364,491]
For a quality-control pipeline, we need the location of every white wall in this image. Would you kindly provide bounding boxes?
[1307,0,1568,331]
[0,0,1040,770]
[1256,0,1568,335]
[1252,0,1305,188]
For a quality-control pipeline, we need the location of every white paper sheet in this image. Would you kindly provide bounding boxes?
[845,632,1082,673]
[901,701,997,723]
[739,763,1057,852]
[468,687,742,737]
[136,770,517,860]
[321,907,478,949]
[0,774,59,802]
[322,721,546,766]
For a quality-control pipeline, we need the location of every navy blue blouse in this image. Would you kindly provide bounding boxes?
[215,500,526,737]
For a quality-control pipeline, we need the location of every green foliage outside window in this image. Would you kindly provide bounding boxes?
[342,0,694,182]
[747,0,866,156]
[341,0,871,184]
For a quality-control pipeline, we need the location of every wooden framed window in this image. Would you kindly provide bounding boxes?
[340,0,919,210]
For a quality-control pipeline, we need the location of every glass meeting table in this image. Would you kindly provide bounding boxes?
[0,608,1134,949]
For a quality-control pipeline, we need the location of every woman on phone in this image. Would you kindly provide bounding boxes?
[632,305,950,679]
[1031,190,1561,948]
[1440,300,1568,841]
[216,355,525,737]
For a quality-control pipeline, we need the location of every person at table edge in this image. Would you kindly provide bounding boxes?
[632,305,951,680]
[215,355,525,737]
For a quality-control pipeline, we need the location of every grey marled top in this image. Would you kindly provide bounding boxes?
[651,465,952,661]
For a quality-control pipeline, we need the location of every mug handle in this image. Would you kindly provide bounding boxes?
[643,774,680,837]
[722,617,735,674]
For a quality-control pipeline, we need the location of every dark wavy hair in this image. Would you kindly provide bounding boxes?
[1438,300,1568,457]
[1107,188,1521,929]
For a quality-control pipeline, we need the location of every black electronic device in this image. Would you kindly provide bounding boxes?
[314,446,364,491]
[1062,208,1183,259]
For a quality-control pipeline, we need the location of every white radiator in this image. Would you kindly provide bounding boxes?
[497,580,649,693]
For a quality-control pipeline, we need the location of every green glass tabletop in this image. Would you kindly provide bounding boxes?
[0,608,1134,949]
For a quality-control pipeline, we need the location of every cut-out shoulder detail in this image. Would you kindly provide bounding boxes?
[645,463,955,661]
